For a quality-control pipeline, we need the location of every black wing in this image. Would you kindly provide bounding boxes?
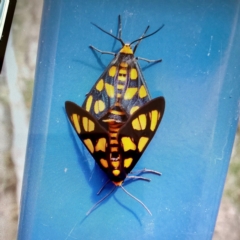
[82,55,151,120]
[118,97,165,174]
[65,101,110,173]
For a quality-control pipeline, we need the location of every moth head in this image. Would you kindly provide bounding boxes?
[120,44,133,55]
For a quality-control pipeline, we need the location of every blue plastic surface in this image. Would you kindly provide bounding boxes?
[18,0,240,239]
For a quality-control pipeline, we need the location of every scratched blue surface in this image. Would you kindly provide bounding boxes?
[18,0,240,239]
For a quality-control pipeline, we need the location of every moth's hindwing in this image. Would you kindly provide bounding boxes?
[65,96,165,183]
[82,57,151,120]
[118,96,165,174]
[65,101,110,173]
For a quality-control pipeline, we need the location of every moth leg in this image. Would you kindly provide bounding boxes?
[136,56,162,63]
[126,176,151,182]
[89,45,116,56]
[120,185,152,215]
[130,168,161,176]
[87,186,116,216]
[97,179,111,195]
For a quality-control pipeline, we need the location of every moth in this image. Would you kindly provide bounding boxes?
[82,15,164,121]
[65,16,165,215]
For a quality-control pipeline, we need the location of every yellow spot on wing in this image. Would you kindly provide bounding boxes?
[100,159,108,168]
[112,170,120,176]
[105,83,115,98]
[132,118,141,130]
[95,138,106,152]
[124,158,133,168]
[150,110,159,131]
[121,137,136,151]
[138,137,149,152]
[84,139,94,153]
[94,100,106,114]
[85,95,93,112]
[130,68,138,80]
[96,79,104,91]
[89,119,95,132]
[130,106,139,115]
[109,66,117,77]
[72,114,81,133]
[139,114,147,130]
[111,161,120,168]
[139,85,147,98]
[132,114,147,131]
[82,117,88,132]
[124,88,138,100]
[98,100,105,112]
[82,117,94,132]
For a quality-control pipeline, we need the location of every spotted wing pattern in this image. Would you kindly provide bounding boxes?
[82,55,151,120]
[65,97,165,184]
[118,96,165,174]
[65,101,110,173]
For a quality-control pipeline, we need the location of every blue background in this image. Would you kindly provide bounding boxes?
[18,0,240,239]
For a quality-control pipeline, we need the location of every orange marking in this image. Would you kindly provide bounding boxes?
[120,62,128,68]
[112,181,123,186]
[111,147,118,152]
[124,158,133,168]
[121,137,136,151]
[72,114,81,133]
[111,161,120,168]
[100,159,108,168]
[112,170,120,176]
[95,138,106,152]
[110,139,118,144]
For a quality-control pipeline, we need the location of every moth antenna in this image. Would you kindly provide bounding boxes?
[86,186,116,216]
[120,185,152,215]
[118,15,122,39]
[133,25,150,53]
[91,22,124,46]
[130,24,164,46]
